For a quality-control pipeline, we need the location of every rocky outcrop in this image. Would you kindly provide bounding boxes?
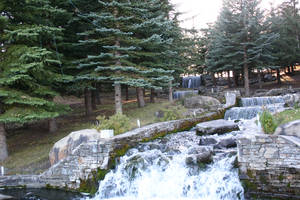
[196,119,239,135]
[274,120,300,137]
[49,129,102,165]
[184,95,221,109]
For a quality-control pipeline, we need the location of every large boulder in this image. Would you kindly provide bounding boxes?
[215,138,237,149]
[184,95,221,110]
[49,129,101,165]
[196,119,239,135]
[274,120,300,138]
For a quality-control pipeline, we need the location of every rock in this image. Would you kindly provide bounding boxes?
[183,108,206,118]
[184,95,221,109]
[266,88,295,96]
[283,93,300,107]
[155,110,164,119]
[224,91,238,108]
[199,137,218,145]
[185,147,213,166]
[196,119,239,135]
[274,120,300,137]
[215,138,237,149]
[49,129,101,165]
[0,194,15,200]
[263,74,276,82]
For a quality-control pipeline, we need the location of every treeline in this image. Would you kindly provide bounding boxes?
[0,0,199,161]
[200,0,300,96]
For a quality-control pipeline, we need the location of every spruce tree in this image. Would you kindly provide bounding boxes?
[0,0,71,161]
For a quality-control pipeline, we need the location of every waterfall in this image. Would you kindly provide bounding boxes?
[89,132,244,200]
[173,90,198,100]
[182,76,202,89]
[225,96,286,120]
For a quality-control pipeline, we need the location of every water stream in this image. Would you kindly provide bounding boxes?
[89,131,244,200]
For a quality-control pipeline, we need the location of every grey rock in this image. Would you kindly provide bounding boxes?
[215,138,237,149]
[196,119,239,135]
[266,88,295,96]
[49,129,101,165]
[274,120,300,137]
[184,95,221,109]
[155,110,164,118]
[199,137,218,145]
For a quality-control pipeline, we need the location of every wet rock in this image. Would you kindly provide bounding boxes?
[186,146,213,166]
[196,119,239,135]
[215,138,237,149]
[199,137,218,145]
[49,129,101,165]
[184,95,221,109]
[274,120,300,137]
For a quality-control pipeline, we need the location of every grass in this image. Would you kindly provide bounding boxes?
[3,121,92,175]
[260,108,300,134]
[1,97,188,175]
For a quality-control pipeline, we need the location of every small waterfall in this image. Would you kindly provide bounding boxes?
[173,90,198,100]
[240,96,284,107]
[225,96,286,120]
[89,132,244,200]
[182,76,202,89]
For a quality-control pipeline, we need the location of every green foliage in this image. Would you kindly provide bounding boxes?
[259,110,278,134]
[95,113,131,135]
[159,109,183,122]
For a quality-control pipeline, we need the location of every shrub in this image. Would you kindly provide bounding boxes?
[259,110,278,134]
[160,109,182,122]
[95,113,131,135]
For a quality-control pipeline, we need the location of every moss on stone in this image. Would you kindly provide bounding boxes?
[278,173,284,182]
[242,179,257,192]
[247,169,254,178]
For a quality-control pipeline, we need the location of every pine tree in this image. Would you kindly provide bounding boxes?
[0,0,71,161]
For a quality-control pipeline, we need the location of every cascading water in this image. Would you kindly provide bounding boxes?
[88,131,245,200]
[173,90,198,100]
[182,76,202,89]
[225,96,286,120]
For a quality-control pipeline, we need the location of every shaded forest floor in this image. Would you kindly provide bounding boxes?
[3,68,300,175]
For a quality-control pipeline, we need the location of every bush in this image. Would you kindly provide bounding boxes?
[159,109,182,122]
[95,113,131,135]
[259,110,278,134]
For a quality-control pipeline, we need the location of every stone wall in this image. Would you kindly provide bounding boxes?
[238,134,300,199]
[0,110,225,192]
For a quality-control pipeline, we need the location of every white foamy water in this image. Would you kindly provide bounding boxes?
[88,131,245,200]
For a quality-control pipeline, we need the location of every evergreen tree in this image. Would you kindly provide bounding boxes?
[0,0,71,161]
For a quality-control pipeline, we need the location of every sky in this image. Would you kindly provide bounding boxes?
[170,0,285,29]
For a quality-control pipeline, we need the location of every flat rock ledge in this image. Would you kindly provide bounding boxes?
[196,119,239,135]
[0,110,225,192]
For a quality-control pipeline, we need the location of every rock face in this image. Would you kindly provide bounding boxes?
[49,129,101,165]
[196,119,239,135]
[184,95,221,109]
[274,120,300,137]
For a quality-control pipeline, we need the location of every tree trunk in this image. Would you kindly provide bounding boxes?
[291,65,295,74]
[168,81,173,103]
[258,70,262,89]
[211,73,217,87]
[91,90,97,110]
[137,87,145,107]
[84,88,93,116]
[277,68,281,84]
[125,85,129,101]
[287,66,291,74]
[0,123,8,162]
[150,88,155,103]
[115,83,122,114]
[48,118,58,133]
[227,70,231,88]
[243,47,250,96]
[233,70,238,87]
[95,84,101,105]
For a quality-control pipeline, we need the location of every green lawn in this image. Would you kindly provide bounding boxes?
[273,108,300,126]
